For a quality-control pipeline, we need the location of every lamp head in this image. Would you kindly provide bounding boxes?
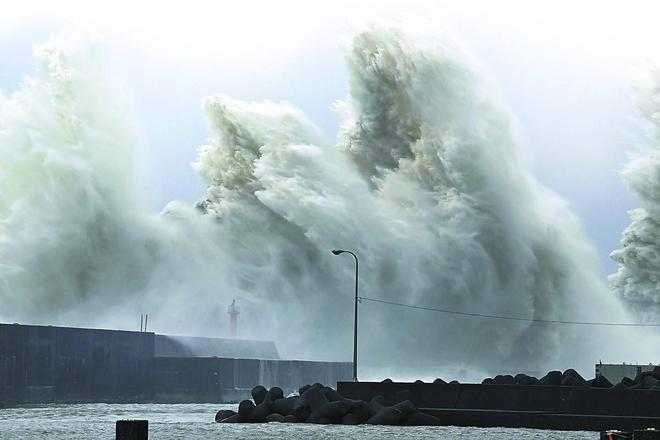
[331,249,344,255]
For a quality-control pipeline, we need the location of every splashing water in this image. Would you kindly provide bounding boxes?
[0,26,651,378]
[610,71,660,321]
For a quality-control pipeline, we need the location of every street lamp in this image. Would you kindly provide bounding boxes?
[331,249,359,382]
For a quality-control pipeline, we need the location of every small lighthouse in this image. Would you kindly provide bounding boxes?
[227,299,240,338]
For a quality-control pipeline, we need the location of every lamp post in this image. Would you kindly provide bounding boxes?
[331,249,359,382]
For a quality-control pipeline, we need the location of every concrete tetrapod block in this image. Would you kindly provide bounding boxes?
[214,410,237,422]
[266,387,284,402]
[515,374,540,386]
[324,387,344,402]
[341,413,361,425]
[591,375,613,388]
[561,375,586,387]
[265,413,286,423]
[365,400,416,425]
[298,386,329,412]
[367,396,386,418]
[370,395,386,405]
[273,396,299,416]
[116,420,148,440]
[345,400,369,423]
[251,385,268,405]
[249,399,273,423]
[640,376,660,390]
[343,397,367,410]
[219,414,241,423]
[540,371,562,386]
[494,375,515,385]
[622,377,636,387]
[307,401,350,424]
[636,371,655,384]
[563,369,587,385]
[292,405,310,422]
[238,400,255,422]
[514,374,531,385]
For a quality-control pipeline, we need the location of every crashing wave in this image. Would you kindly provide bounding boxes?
[610,71,660,320]
[0,26,646,376]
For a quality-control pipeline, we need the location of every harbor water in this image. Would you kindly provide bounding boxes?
[0,403,597,439]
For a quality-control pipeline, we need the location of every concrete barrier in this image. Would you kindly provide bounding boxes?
[336,381,660,431]
[116,420,148,440]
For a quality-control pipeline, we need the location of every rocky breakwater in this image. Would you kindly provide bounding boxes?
[214,383,442,425]
[482,367,660,390]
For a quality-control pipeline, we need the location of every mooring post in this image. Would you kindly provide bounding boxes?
[116,420,148,440]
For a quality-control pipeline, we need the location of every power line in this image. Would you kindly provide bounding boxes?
[358,296,660,327]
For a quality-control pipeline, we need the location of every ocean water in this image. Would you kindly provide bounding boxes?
[0,404,597,439]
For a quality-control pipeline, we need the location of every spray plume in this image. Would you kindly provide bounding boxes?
[610,71,660,322]
[0,26,650,378]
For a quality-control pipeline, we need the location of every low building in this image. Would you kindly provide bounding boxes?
[595,362,657,384]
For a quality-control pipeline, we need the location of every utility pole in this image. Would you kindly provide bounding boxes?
[332,249,359,382]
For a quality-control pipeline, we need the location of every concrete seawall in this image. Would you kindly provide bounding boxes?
[0,323,154,404]
[154,357,352,403]
[0,323,351,405]
[337,381,660,431]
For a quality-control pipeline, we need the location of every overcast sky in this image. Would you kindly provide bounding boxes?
[2,0,660,275]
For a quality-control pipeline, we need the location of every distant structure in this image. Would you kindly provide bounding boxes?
[596,362,657,383]
[227,299,240,338]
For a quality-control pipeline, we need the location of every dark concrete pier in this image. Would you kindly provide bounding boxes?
[337,381,660,431]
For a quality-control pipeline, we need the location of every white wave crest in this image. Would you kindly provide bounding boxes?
[0,27,649,376]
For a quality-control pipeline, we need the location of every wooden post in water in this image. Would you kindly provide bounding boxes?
[116,420,148,440]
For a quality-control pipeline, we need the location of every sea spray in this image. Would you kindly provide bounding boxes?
[193,24,646,372]
[610,71,660,321]
[0,26,651,377]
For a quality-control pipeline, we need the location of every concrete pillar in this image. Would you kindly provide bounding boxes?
[116,420,148,440]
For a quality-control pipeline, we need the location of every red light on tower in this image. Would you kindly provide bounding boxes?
[227,299,240,338]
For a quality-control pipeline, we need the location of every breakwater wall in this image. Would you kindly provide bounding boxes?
[154,357,351,403]
[0,323,351,404]
[0,323,154,404]
[337,381,660,431]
